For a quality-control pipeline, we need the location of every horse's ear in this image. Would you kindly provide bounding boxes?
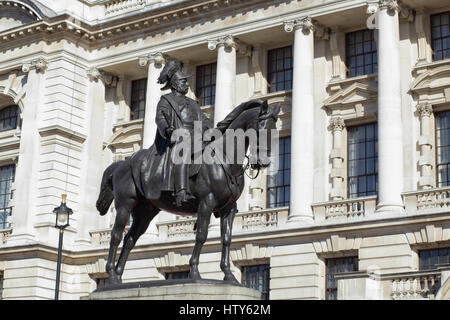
[272,103,281,117]
[260,100,269,116]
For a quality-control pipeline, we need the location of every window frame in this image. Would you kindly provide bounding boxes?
[267,45,293,93]
[164,270,190,280]
[345,29,378,78]
[325,256,359,300]
[241,264,270,300]
[347,122,378,199]
[430,11,450,62]
[267,136,291,208]
[435,110,450,187]
[129,78,147,121]
[0,105,19,132]
[419,247,450,270]
[195,62,217,107]
[0,163,15,230]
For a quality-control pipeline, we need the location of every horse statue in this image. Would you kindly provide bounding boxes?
[95,100,280,285]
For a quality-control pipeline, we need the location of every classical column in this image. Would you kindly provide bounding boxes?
[208,35,237,126]
[284,17,318,222]
[416,103,434,189]
[329,117,346,200]
[373,0,405,213]
[8,59,48,243]
[140,52,167,149]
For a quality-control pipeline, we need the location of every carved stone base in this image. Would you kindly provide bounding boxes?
[81,279,261,300]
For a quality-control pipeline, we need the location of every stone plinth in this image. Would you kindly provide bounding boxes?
[81,279,261,300]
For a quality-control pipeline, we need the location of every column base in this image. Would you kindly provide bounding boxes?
[375,202,405,215]
[286,214,314,225]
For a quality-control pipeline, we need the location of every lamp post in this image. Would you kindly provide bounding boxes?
[53,194,73,300]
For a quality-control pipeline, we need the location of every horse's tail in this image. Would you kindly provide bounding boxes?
[96,161,122,216]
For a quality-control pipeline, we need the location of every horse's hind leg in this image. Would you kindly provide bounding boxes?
[115,201,159,277]
[189,194,216,280]
[220,203,238,284]
[106,200,133,284]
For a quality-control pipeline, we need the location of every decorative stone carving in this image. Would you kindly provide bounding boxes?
[313,234,363,254]
[22,58,48,73]
[86,67,118,87]
[138,52,167,68]
[283,17,329,40]
[329,117,345,132]
[208,34,237,51]
[416,102,433,117]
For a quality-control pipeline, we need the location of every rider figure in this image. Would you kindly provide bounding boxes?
[155,60,210,207]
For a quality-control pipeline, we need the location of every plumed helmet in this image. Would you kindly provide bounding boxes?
[157,59,191,90]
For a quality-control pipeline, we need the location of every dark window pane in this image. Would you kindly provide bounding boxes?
[165,271,189,280]
[419,248,450,270]
[268,46,293,93]
[242,264,270,300]
[0,164,15,229]
[346,29,377,77]
[348,123,378,198]
[196,63,217,106]
[267,137,291,208]
[326,257,358,300]
[0,106,19,132]
[431,11,450,61]
[130,79,147,120]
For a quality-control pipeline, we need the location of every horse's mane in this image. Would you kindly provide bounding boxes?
[215,100,262,132]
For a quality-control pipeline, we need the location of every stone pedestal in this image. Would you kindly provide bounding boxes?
[81,279,261,300]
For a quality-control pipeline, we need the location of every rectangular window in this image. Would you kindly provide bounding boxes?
[348,123,378,198]
[165,271,190,280]
[196,63,217,106]
[436,111,450,186]
[267,136,291,208]
[0,273,3,300]
[242,264,270,300]
[345,29,377,78]
[267,46,293,93]
[0,164,15,230]
[431,11,450,61]
[326,256,358,300]
[130,78,147,120]
[419,248,450,270]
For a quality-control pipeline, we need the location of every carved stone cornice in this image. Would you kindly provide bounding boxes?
[329,117,346,132]
[138,52,168,68]
[416,103,433,117]
[22,58,48,73]
[283,17,329,40]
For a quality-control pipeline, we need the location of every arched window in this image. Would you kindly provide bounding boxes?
[0,105,19,132]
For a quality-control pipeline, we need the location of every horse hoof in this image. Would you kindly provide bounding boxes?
[188,271,202,281]
[223,273,239,284]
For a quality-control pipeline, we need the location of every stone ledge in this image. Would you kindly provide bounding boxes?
[82,279,261,300]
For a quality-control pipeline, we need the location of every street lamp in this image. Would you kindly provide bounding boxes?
[53,194,73,300]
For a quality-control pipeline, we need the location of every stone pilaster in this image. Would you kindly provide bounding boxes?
[329,117,346,200]
[8,58,48,244]
[416,103,434,189]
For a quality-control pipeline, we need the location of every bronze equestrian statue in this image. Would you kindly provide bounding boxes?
[96,59,280,285]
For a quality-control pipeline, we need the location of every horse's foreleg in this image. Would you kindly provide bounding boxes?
[106,206,131,284]
[115,203,159,276]
[220,204,238,283]
[189,195,215,280]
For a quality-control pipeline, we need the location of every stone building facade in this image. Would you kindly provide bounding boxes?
[0,0,450,300]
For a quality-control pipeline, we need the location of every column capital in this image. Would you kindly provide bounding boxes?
[138,52,168,67]
[22,58,48,73]
[367,0,414,21]
[416,102,433,117]
[86,67,118,86]
[329,117,345,132]
[283,17,329,40]
[208,35,236,51]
